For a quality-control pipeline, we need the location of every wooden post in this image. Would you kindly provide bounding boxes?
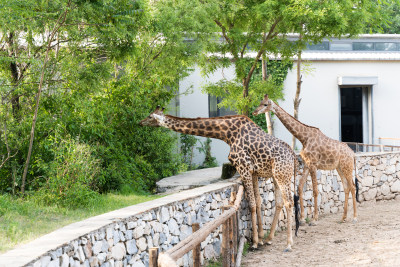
[149,247,159,267]
[235,236,246,267]
[229,215,235,266]
[233,211,238,256]
[222,206,231,267]
[192,223,200,267]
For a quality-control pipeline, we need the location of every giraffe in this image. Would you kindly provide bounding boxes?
[253,94,359,225]
[140,106,300,251]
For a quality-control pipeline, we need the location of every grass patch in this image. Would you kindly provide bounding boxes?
[206,257,222,267]
[0,192,161,254]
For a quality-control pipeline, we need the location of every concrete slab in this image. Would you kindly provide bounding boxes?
[156,166,223,193]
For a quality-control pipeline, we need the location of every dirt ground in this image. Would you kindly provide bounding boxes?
[241,198,400,267]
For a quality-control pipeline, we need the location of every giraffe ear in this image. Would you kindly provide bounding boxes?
[161,107,165,112]
[156,105,160,110]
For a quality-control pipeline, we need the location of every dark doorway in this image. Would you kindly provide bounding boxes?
[340,87,363,143]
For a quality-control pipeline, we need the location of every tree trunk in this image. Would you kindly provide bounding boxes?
[21,2,71,194]
[242,79,249,116]
[262,56,274,136]
[292,50,302,150]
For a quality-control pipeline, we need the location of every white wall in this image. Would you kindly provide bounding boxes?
[179,61,400,163]
[276,61,400,149]
[179,65,236,166]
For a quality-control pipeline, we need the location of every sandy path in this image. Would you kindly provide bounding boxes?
[241,199,400,267]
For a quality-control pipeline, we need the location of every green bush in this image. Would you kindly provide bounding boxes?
[32,136,101,208]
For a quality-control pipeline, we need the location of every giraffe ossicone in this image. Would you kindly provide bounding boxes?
[140,106,300,251]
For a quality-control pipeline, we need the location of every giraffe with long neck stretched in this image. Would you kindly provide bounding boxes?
[140,106,299,251]
[253,94,359,225]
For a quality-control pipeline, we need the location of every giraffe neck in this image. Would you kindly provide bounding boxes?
[162,115,234,142]
[270,101,313,144]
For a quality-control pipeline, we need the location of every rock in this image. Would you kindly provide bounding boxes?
[98,253,106,264]
[60,254,69,267]
[126,240,138,255]
[89,257,98,267]
[160,207,170,223]
[203,244,215,259]
[133,226,144,239]
[364,188,377,201]
[381,183,390,196]
[153,233,160,247]
[304,191,312,200]
[168,218,180,235]
[137,237,147,251]
[50,248,62,260]
[179,225,192,240]
[376,164,385,171]
[144,224,151,235]
[150,222,163,233]
[113,230,120,245]
[132,261,146,267]
[127,221,137,230]
[332,177,340,191]
[125,230,133,240]
[146,235,154,248]
[339,192,345,202]
[362,176,373,187]
[213,240,221,256]
[210,199,218,210]
[111,243,126,260]
[83,242,92,258]
[386,165,396,175]
[106,227,113,239]
[78,246,85,263]
[159,232,166,244]
[391,180,400,192]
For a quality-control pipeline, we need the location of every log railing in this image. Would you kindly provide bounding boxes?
[345,142,400,153]
[149,185,245,267]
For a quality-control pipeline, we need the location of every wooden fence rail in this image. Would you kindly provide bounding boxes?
[345,142,400,153]
[150,185,245,267]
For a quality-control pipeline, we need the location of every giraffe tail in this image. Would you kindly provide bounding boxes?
[294,157,300,236]
[354,156,361,203]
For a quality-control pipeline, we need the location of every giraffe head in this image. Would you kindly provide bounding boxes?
[252,94,272,116]
[139,106,166,127]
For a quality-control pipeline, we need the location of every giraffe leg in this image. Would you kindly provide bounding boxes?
[298,167,309,225]
[252,176,264,245]
[338,167,357,223]
[229,153,259,249]
[283,195,294,252]
[350,175,358,223]
[308,166,319,225]
[337,168,349,222]
[265,179,283,246]
[272,179,294,252]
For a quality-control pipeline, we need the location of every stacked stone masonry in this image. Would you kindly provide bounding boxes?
[15,152,400,267]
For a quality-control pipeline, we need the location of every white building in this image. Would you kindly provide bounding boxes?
[176,34,400,165]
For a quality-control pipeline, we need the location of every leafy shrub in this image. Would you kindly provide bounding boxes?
[197,138,218,169]
[33,136,101,208]
[180,134,198,170]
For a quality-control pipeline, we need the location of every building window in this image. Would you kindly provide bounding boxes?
[208,95,236,117]
[375,42,397,51]
[353,42,374,51]
[330,43,352,51]
[306,42,329,50]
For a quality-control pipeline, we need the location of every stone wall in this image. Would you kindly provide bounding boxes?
[2,152,400,267]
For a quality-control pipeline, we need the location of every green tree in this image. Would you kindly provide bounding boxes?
[0,0,202,199]
[162,0,383,116]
